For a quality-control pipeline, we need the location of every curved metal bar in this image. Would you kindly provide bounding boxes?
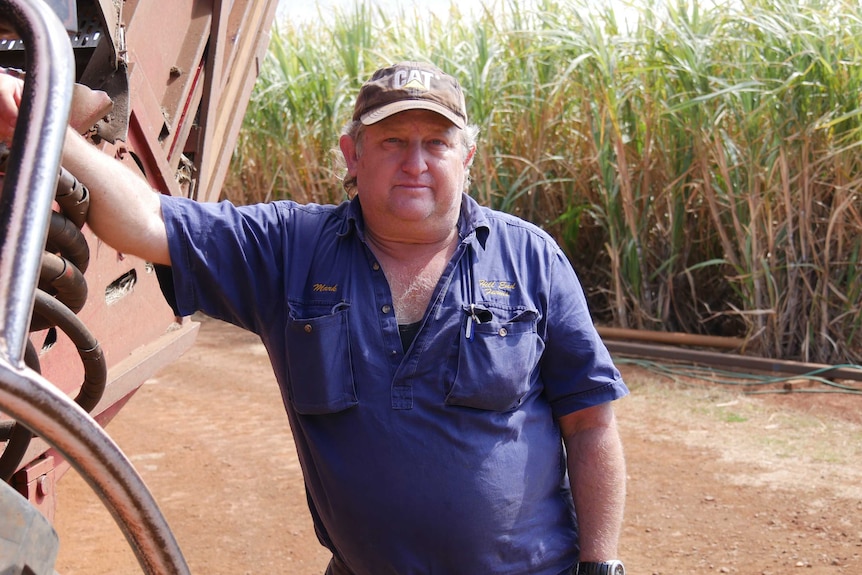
[0,0,74,366]
[0,357,191,575]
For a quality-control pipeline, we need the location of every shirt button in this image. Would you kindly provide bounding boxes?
[372,262,380,271]
[498,327,508,337]
[381,304,392,314]
[304,324,313,333]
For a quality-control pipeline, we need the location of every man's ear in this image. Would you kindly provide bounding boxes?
[464,145,476,167]
[340,134,359,176]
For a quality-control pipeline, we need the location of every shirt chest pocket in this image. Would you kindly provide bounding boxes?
[284,302,358,415]
[445,306,542,412]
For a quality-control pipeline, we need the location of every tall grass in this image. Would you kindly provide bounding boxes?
[226,0,862,365]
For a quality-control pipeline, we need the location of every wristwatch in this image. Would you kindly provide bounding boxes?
[577,560,625,575]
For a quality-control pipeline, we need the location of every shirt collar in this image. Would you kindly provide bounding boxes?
[340,197,364,240]
[457,193,490,249]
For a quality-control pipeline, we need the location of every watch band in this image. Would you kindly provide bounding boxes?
[577,560,626,575]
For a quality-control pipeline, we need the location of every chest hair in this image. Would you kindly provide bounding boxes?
[386,263,445,325]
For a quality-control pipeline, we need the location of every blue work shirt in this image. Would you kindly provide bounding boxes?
[159,192,628,575]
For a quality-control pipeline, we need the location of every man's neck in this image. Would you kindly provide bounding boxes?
[365,223,459,264]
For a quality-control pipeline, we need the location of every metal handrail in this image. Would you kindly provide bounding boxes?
[0,0,72,367]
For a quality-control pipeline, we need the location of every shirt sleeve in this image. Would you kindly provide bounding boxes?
[159,195,286,333]
[539,250,629,418]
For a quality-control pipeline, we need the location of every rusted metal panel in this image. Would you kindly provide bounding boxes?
[196,0,279,202]
[123,0,209,136]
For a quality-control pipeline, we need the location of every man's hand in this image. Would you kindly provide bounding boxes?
[0,66,112,142]
[0,70,24,144]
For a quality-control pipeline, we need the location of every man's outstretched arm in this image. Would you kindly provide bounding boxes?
[0,71,171,265]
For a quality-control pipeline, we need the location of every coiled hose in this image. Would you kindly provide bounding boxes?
[0,166,106,481]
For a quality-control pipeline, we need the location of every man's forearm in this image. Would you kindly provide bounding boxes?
[565,416,626,561]
[62,128,171,265]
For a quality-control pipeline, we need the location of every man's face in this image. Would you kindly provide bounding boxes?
[341,110,473,239]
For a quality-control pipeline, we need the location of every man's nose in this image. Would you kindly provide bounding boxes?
[401,141,428,173]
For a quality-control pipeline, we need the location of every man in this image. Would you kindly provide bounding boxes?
[0,62,628,575]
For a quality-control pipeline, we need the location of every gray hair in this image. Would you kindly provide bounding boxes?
[338,119,479,196]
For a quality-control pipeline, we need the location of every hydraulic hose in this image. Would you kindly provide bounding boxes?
[54,167,89,229]
[45,208,90,273]
[2,142,95,473]
[0,289,106,481]
[35,251,88,318]
[31,289,106,413]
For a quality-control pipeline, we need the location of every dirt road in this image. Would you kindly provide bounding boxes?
[54,315,862,574]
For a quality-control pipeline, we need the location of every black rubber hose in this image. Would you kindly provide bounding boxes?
[3,288,107,480]
[31,289,106,413]
[34,251,88,317]
[31,206,90,330]
[54,167,89,229]
[3,169,92,476]
[45,209,89,273]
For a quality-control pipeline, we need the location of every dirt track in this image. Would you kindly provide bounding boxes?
[54,315,862,574]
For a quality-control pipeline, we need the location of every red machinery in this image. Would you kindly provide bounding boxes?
[0,0,277,572]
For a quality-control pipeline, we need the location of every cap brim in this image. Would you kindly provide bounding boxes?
[360,100,465,129]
